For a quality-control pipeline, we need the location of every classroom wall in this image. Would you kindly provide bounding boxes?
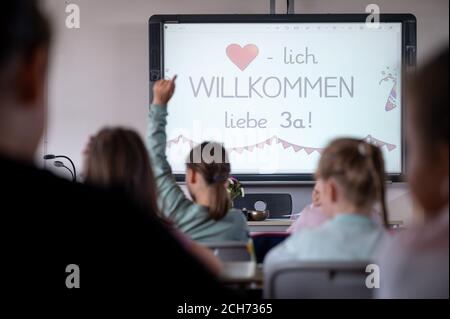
[40,0,449,226]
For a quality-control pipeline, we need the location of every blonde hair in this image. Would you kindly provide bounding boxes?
[317,138,389,228]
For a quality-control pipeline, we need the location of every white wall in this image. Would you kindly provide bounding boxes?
[295,0,449,63]
[41,0,448,225]
[40,0,282,174]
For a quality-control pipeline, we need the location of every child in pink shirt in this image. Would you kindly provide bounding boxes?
[287,182,328,233]
[288,181,382,233]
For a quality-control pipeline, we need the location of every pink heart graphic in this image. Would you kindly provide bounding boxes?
[226,44,259,71]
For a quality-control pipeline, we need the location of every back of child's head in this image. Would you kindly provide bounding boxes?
[84,127,160,217]
[317,138,388,228]
[186,141,231,221]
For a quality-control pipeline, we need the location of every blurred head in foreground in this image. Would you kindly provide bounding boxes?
[0,0,51,162]
[84,127,160,216]
[407,48,449,217]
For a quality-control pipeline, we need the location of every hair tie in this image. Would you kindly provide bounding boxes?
[358,143,368,156]
[212,174,227,183]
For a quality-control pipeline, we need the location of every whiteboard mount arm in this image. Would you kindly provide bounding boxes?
[269,0,296,14]
[270,0,276,14]
[287,0,295,14]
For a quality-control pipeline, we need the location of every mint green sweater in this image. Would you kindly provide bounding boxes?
[147,104,249,243]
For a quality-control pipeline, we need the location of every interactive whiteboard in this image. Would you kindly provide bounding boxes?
[149,15,416,181]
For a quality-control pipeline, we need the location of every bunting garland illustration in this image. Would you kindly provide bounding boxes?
[166,134,397,155]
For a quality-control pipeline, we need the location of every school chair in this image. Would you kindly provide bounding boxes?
[264,261,374,299]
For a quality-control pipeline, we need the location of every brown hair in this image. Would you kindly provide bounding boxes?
[186,142,231,220]
[0,1,51,69]
[410,48,449,149]
[317,138,389,228]
[1,0,51,94]
[84,127,160,217]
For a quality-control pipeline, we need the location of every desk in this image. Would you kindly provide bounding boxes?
[219,261,263,287]
[248,219,404,233]
[248,219,293,233]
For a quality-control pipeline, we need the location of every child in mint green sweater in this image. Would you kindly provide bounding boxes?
[147,77,249,243]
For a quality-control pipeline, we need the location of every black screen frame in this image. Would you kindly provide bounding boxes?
[149,14,416,183]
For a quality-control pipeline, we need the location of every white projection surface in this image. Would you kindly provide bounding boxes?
[163,23,403,175]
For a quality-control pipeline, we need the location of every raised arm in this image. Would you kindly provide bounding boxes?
[147,77,193,223]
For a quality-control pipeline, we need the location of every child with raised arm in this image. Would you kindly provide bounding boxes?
[147,77,249,243]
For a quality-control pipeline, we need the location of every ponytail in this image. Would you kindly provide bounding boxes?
[186,142,232,221]
[209,180,231,220]
[366,144,389,229]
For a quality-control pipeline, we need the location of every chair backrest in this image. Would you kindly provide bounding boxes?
[204,241,251,262]
[233,193,292,219]
[264,261,373,299]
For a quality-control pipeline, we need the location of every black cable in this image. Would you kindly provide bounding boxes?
[44,154,77,182]
[61,165,75,181]
[56,155,77,181]
[54,161,75,181]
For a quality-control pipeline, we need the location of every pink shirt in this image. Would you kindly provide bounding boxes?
[287,204,328,233]
[288,205,383,234]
